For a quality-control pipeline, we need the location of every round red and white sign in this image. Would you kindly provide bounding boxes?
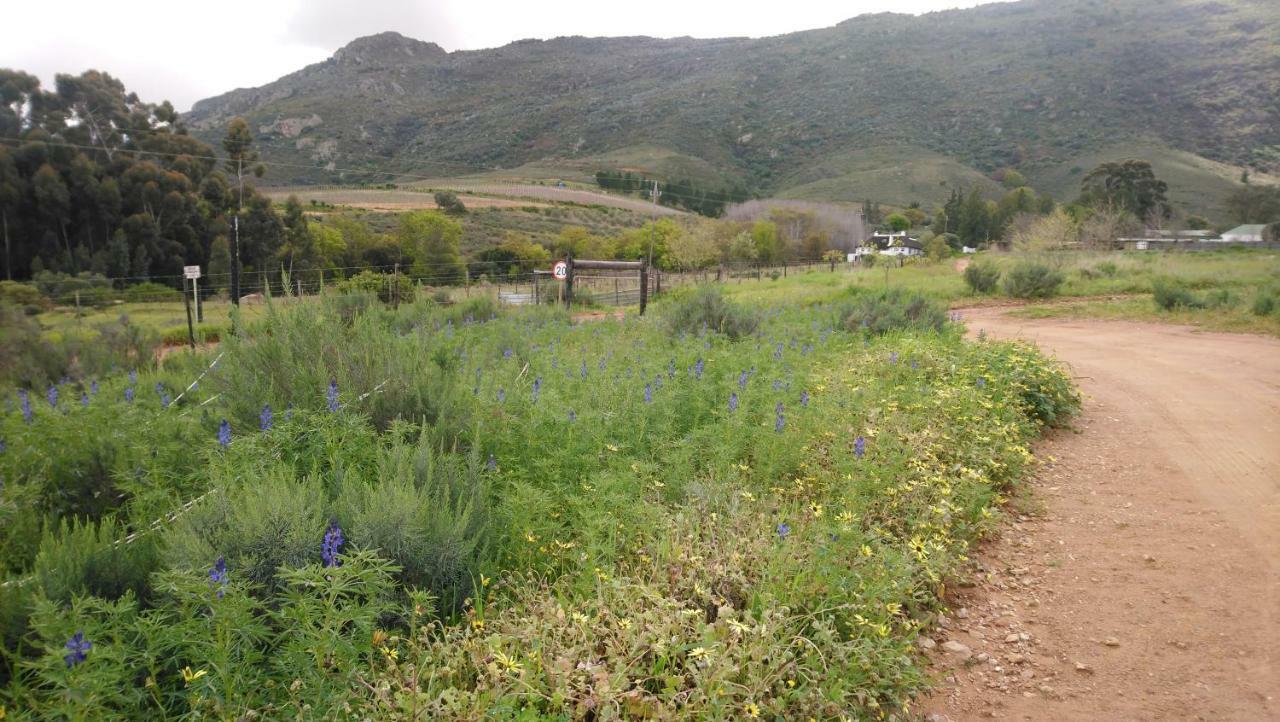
[552,261,568,280]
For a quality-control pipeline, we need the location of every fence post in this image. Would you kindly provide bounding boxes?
[182,278,196,349]
[565,256,574,308]
[639,262,649,316]
[614,277,619,305]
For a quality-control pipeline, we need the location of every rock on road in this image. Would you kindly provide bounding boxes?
[923,308,1278,721]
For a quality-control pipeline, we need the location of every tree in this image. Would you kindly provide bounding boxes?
[885,213,910,232]
[207,235,232,293]
[1224,183,1280,224]
[1080,160,1169,221]
[278,195,313,274]
[433,191,467,215]
[924,234,951,262]
[902,208,928,228]
[1001,169,1027,189]
[1007,209,1078,252]
[956,190,994,247]
[861,199,882,226]
[397,211,464,284]
[0,148,22,279]
[751,220,782,264]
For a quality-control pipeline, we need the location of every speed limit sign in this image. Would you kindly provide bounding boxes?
[552,260,568,281]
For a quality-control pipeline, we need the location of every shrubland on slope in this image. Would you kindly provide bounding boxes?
[185,0,1278,214]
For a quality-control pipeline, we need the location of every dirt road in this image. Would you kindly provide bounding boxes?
[921,308,1279,721]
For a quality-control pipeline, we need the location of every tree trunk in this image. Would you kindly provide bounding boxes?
[2,210,10,280]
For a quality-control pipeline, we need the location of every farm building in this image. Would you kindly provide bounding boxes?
[856,232,924,257]
[1219,224,1267,243]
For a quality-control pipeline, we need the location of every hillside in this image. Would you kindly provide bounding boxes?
[185,0,1279,217]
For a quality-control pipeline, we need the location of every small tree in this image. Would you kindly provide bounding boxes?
[885,213,910,232]
[397,211,464,285]
[433,191,467,215]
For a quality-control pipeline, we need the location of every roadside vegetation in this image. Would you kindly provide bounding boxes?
[0,281,1078,719]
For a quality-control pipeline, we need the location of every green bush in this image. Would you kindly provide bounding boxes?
[835,287,949,335]
[1253,289,1277,316]
[1152,279,1204,310]
[121,282,182,303]
[334,270,417,305]
[1002,261,1065,299]
[0,280,47,310]
[963,261,1001,294]
[665,286,760,340]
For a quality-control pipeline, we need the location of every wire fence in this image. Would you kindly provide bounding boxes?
[29,256,862,312]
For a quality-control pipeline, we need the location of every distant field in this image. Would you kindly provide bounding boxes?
[773,144,1005,207]
[265,183,685,216]
[263,187,549,211]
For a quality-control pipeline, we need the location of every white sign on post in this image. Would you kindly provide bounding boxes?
[183,265,202,279]
[552,260,568,281]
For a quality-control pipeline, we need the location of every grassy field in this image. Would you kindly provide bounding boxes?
[1008,296,1280,337]
[0,280,1080,719]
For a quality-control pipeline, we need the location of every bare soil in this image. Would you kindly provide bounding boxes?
[920,308,1279,721]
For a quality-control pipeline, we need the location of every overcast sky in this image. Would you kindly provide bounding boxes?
[5,0,1001,111]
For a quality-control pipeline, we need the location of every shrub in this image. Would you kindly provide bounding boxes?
[665,286,760,340]
[1152,279,1204,310]
[33,517,160,605]
[1203,288,1239,309]
[334,270,417,305]
[121,282,182,303]
[835,287,949,335]
[963,262,1001,294]
[1253,289,1277,316]
[1002,261,1064,298]
[0,280,47,310]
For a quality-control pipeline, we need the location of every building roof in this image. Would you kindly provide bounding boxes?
[1222,224,1267,236]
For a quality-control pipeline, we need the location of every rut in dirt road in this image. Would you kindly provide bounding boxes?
[922,309,1278,722]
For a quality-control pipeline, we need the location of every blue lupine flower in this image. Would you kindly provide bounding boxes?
[326,379,340,412]
[599,357,607,370]
[128,369,137,384]
[46,385,57,409]
[90,380,98,396]
[259,404,273,431]
[497,388,506,404]
[889,351,898,365]
[911,359,919,370]
[738,371,749,389]
[80,392,89,408]
[209,556,228,599]
[285,403,294,421]
[321,520,344,567]
[775,412,785,433]
[976,377,986,389]
[487,454,497,472]
[667,359,675,379]
[18,390,32,423]
[580,361,588,379]
[776,523,791,540]
[775,402,784,415]
[160,393,171,409]
[644,383,653,404]
[854,436,866,458]
[0,438,5,454]
[217,419,231,448]
[772,379,782,391]
[800,391,809,407]
[568,409,576,423]
[503,348,513,359]
[63,631,91,668]
[728,392,739,412]
[774,343,783,360]
[694,358,704,379]
[124,387,135,403]
[532,376,542,403]
[155,382,164,395]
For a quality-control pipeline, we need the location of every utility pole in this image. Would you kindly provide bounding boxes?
[645,179,660,312]
[232,157,243,306]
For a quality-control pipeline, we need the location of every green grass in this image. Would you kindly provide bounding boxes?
[1009,296,1280,337]
[774,145,1005,206]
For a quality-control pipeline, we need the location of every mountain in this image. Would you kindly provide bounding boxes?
[185,0,1279,217]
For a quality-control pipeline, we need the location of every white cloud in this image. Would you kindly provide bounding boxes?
[0,0,1002,111]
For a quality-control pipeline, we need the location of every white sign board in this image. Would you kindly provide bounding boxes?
[183,265,202,279]
[552,260,568,281]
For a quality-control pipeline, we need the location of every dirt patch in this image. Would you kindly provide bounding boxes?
[920,308,1279,721]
